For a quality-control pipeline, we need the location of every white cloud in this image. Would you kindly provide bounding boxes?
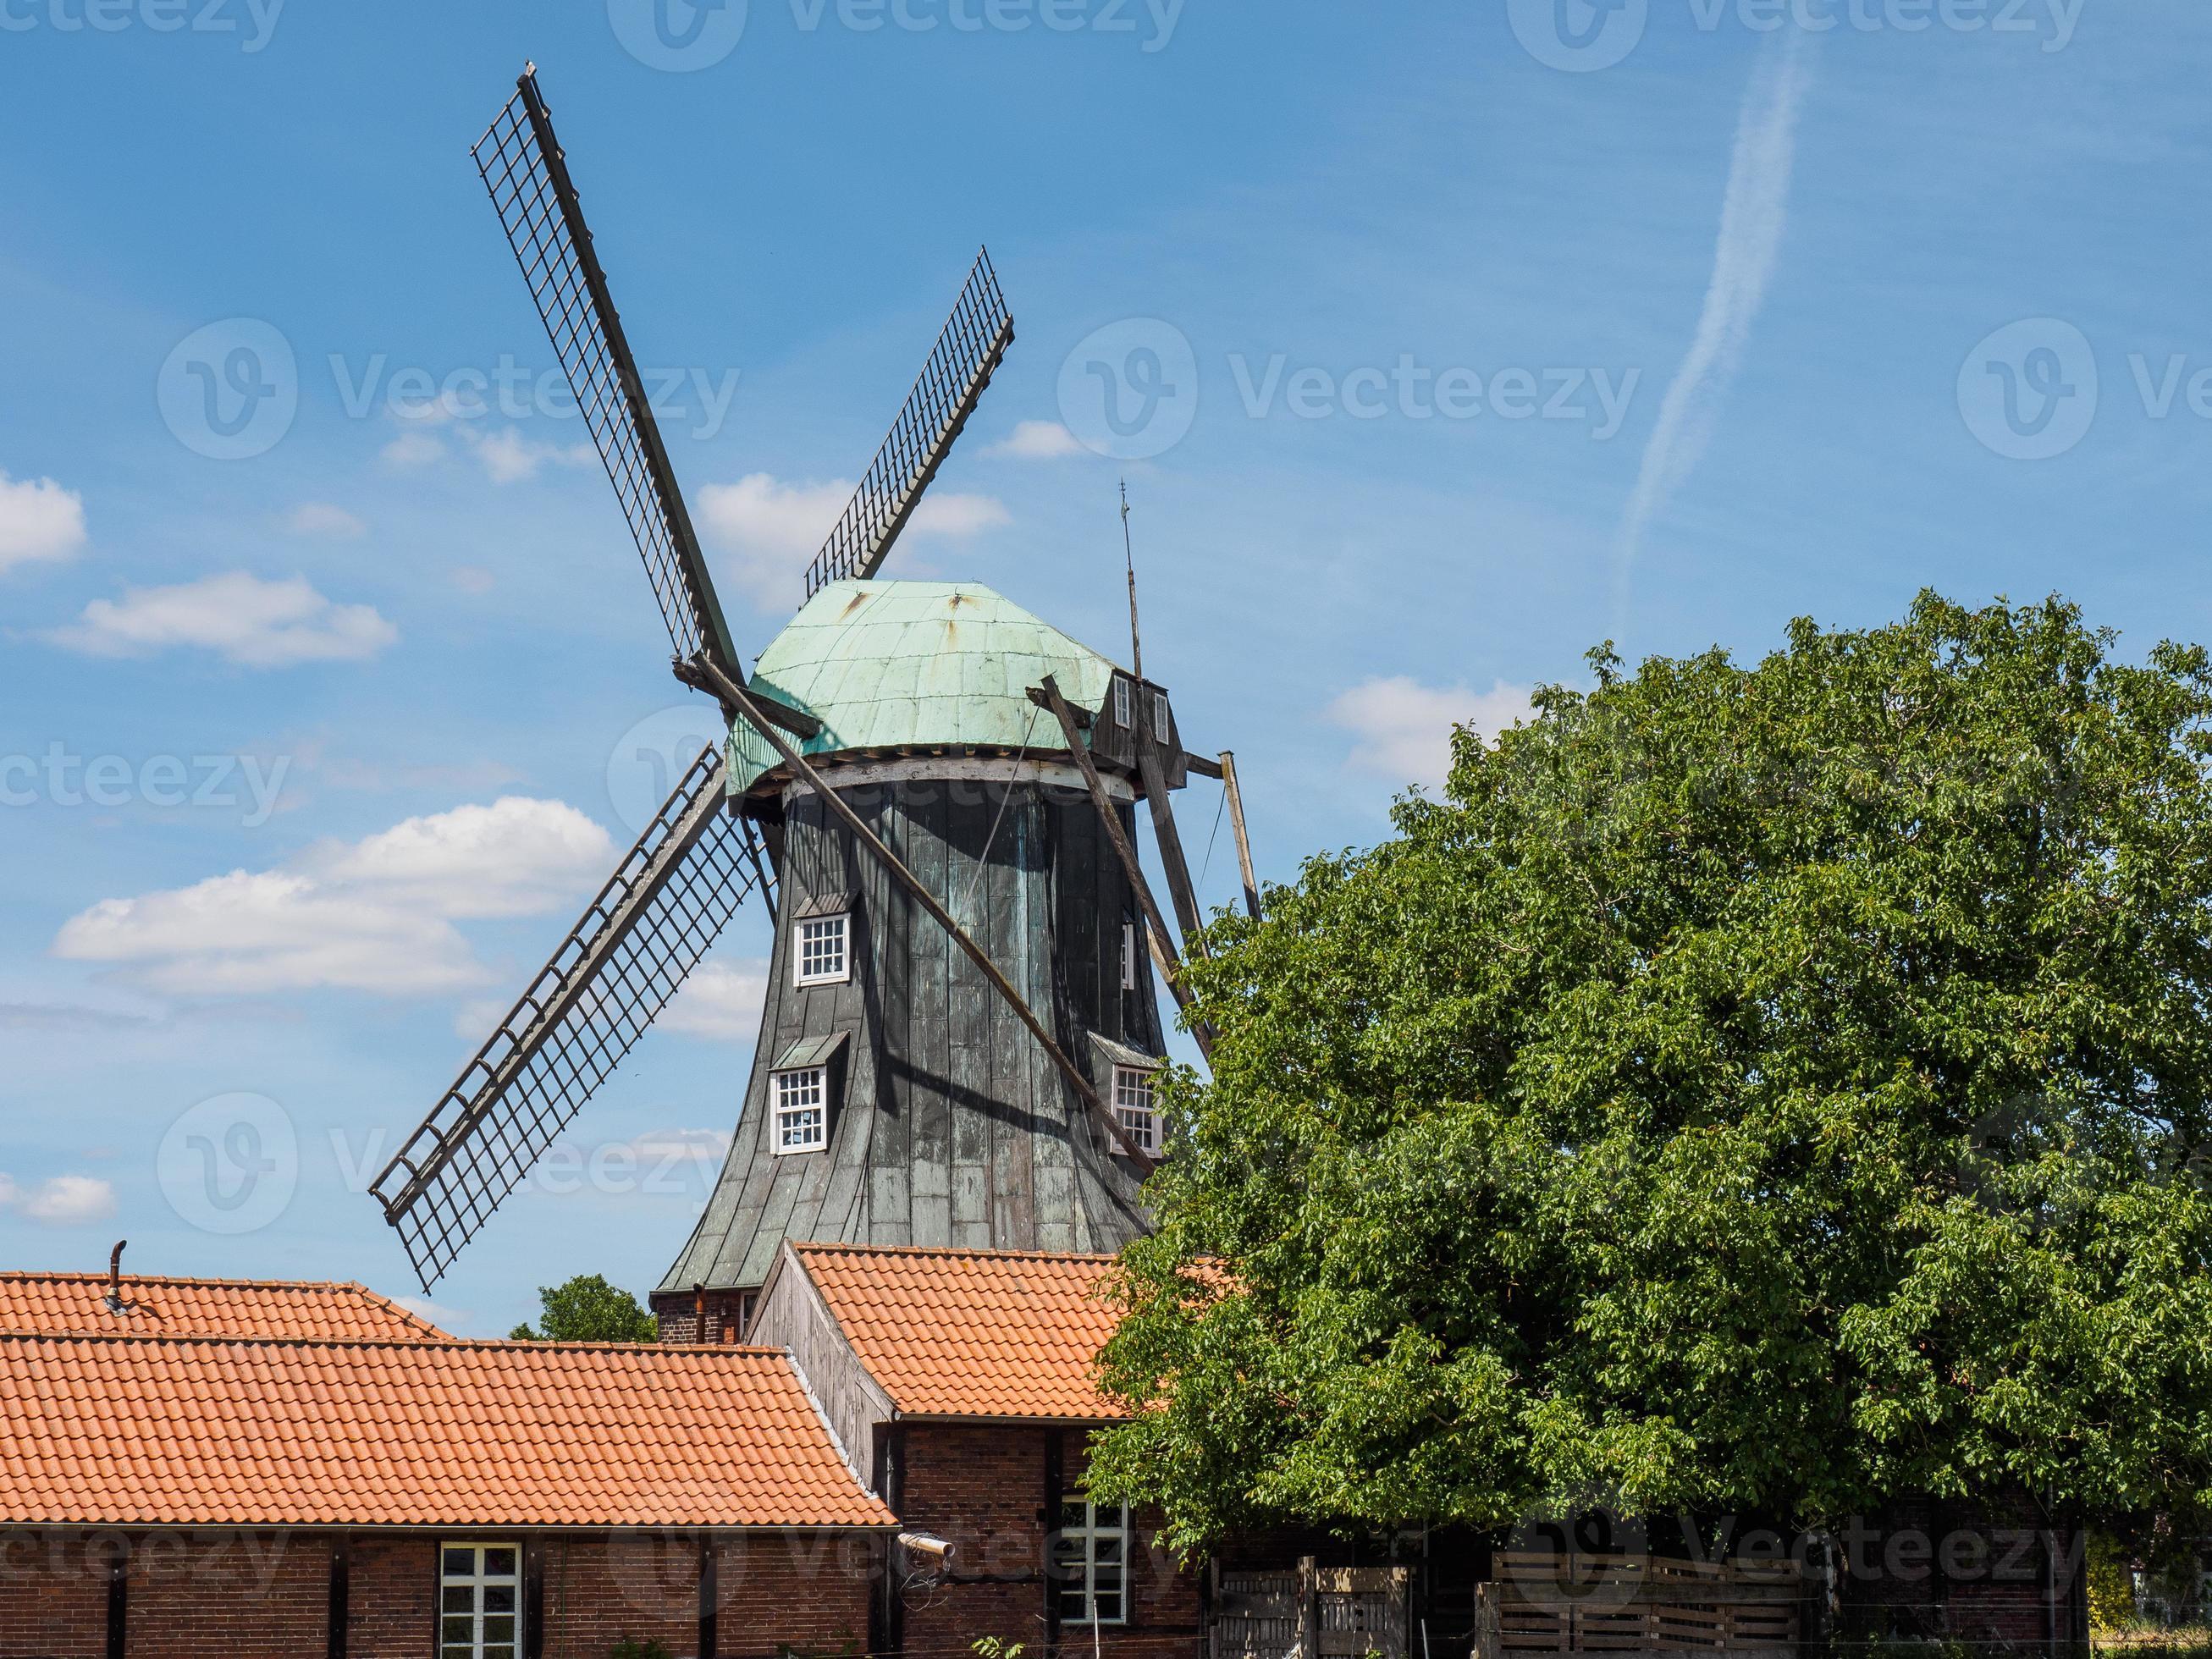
[0,1172,119,1226]
[48,572,398,668]
[698,472,1010,607]
[52,796,612,1000]
[659,958,769,1043]
[0,472,88,574]
[285,502,367,539]
[380,429,446,469]
[1615,36,1811,606]
[1328,675,1535,793]
[471,426,595,486]
[984,420,1084,460]
[309,796,614,920]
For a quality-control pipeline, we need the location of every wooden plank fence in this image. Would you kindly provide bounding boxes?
[1473,1551,1806,1658]
[1212,1558,1413,1659]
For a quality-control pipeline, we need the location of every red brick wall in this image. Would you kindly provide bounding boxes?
[0,1531,107,1659]
[0,1527,878,1659]
[653,1288,753,1347]
[897,1424,1203,1659]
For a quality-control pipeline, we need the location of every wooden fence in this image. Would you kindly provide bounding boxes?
[1473,1551,1807,1658]
[1212,1558,1414,1659]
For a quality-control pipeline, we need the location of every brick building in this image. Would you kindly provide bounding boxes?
[0,1274,891,1658]
[750,1243,1204,1659]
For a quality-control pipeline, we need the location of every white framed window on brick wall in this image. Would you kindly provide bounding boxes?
[1112,1064,1160,1155]
[795,912,850,986]
[1054,1499,1131,1625]
[772,1066,829,1155]
[439,1542,522,1659]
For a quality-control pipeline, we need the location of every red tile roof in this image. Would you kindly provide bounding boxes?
[0,1334,895,1530]
[792,1243,1127,1422]
[0,1274,449,1342]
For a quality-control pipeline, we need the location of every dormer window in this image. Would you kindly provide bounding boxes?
[1114,675,1132,728]
[796,912,850,987]
[1112,1064,1160,1155]
[1151,691,1171,745]
[772,1066,829,1155]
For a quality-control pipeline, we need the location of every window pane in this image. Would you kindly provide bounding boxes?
[442,1617,474,1643]
[1061,1497,1089,1527]
[443,1647,473,1659]
[443,1586,473,1612]
[1095,1536,1124,1564]
[483,1615,516,1641]
[1096,1589,1125,1622]
[483,1648,516,1659]
[441,1546,474,1576]
[483,1546,519,1577]
[484,1585,516,1613]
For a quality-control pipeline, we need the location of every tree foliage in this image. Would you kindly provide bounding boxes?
[1089,594,2212,1554]
[508,1274,659,1343]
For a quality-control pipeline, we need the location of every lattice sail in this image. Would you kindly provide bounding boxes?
[803,248,1015,600]
[474,69,740,677]
[369,747,772,1290]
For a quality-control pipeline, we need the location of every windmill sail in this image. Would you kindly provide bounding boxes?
[474,69,742,680]
[369,747,771,1290]
[802,249,1015,600]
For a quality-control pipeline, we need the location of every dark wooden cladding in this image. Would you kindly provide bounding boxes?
[658,766,1162,1301]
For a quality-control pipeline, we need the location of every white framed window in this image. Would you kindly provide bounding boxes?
[1054,1499,1130,1624]
[796,912,850,986]
[1113,675,1132,728]
[1112,1064,1159,1155]
[773,1066,828,1155]
[439,1542,521,1659]
[1120,922,1139,991]
[1151,691,1171,744]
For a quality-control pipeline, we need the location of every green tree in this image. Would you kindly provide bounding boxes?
[1089,594,2212,1556]
[508,1274,659,1343]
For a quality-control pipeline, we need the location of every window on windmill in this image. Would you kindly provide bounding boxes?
[1120,922,1139,991]
[439,1542,521,1659]
[1053,1498,1130,1624]
[772,1066,829,1155]
[1112,1064,1160,1155]
[796,912,850,986]
[1114,675,1132,728]
[1152,691,1171,745]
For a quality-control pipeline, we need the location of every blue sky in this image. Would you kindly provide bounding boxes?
[3,0,2207,1333]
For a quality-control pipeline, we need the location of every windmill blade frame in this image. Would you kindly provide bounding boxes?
[802,248,1016,600]
[368,747,772,1290]
[474,67,742,681]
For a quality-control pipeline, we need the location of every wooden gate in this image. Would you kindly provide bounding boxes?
[1472,1551,1806,1657]
[1212,1558,1414,1659]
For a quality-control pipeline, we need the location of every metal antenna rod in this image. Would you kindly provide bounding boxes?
[1120,478,1143,685]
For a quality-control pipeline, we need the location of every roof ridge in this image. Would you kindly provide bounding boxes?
[793,1242,1119,1265]
[0,1331,792,1356]
[0,1271,386,1290]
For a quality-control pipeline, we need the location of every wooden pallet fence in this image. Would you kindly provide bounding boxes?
[1212,1557,1413,1659]
[1472,1551,1807,1658]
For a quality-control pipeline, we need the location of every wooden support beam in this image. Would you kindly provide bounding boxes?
[1034,677,1213,1062]
[1135,735,1207,957]
[1220,750,1260,920]
[684,653,1158,1171]
[1182,752,1223,780]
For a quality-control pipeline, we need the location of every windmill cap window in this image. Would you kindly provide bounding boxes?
[795,910,852,987]
[1088,1033,1165,1158]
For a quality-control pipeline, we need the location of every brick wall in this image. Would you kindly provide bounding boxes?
[653,1288,753,1347]
[896,1423,1203,1659]
[0,1526,878,1659]
[0,1531,106,1659]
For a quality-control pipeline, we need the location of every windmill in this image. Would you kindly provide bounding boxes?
[368,67,1257,1327]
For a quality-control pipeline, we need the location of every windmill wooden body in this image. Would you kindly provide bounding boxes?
[370,68,1248,1319]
